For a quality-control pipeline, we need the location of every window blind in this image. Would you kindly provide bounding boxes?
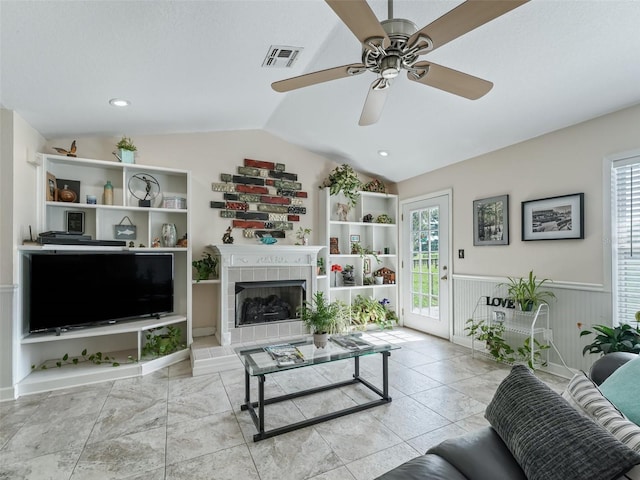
[612,156,640,325]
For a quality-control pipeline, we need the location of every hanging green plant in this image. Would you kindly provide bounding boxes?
[320,164,363,207]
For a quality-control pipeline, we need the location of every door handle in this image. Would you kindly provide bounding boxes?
[441,274,448,280]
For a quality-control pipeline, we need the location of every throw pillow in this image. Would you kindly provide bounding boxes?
[600,355,640,426]
[562,372,640,452]
[485,365,640,480]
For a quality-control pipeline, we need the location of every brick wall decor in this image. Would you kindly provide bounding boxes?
[211,158,308,236]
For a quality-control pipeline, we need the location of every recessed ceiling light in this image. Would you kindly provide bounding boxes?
[378,150,389,157]
[109,98,130,107]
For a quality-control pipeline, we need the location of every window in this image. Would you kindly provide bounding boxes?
[611,155,640,325]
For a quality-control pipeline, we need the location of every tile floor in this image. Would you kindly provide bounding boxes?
[0,328,570,480]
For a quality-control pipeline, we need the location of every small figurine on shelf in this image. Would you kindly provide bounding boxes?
[336,203,350,222]
[128,241,135,248]
[222,226,234,244]
[176,234,188,248]
[53,140,77,157]
[152,237,161,248]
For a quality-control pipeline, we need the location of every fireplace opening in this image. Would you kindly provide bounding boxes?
[235,280,306,327]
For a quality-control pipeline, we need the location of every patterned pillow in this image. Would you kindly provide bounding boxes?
[486,365,640,480]
[562,372,640,480]
[562,372,640,452]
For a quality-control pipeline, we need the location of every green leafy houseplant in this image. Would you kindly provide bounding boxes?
[502,270,556,311]
[31,349,129,369]
[192,252,218,282]
[580,323,640,356]
[116,136,137,151]
[297,291,348,335]
[350,295,397,330]
[142,326,184,357]
[321,164,363,207]
[350,241,380,264]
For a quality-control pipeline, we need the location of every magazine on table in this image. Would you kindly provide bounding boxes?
[331,335,374,351]
[264,344,306,366]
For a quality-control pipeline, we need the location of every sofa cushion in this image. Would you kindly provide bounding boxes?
[562,371,640,451]
[427,426,526,480]
[600,355,640,426]
[485,365,640,480]
[374,453,467,480]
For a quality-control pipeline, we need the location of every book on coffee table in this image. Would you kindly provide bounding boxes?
[264,344,306,366]
[331,335,373,351]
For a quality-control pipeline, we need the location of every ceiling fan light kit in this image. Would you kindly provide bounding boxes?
[272,0,529,125]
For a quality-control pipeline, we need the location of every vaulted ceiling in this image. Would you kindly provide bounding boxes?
[2,1,640,182]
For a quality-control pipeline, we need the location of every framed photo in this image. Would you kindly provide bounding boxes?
[46,172,58,201]
[473,194,509,246]
[65,210,85,234]
[522,193,584,241]
[349,234,360,243]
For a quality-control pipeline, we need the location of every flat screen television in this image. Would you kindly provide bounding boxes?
[25,252,174,333]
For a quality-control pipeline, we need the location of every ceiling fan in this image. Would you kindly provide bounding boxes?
[272,0,529,126]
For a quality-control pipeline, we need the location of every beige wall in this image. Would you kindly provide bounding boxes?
[398,103,640,286]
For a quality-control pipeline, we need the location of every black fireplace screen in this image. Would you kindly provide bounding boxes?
[235,280,306,327]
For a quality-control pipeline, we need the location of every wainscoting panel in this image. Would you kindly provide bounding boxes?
[452,275,611,375]
[1,284,17,401]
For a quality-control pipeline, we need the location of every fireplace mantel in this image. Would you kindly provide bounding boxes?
[208,244,323,345]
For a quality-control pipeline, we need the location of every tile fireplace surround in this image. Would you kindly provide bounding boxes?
[209,244,323,346]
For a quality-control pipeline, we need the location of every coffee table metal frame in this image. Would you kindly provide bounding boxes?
[235,336,397,442]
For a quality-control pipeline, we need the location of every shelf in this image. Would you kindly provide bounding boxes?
[21,314,188,344]
[192,279,221,285]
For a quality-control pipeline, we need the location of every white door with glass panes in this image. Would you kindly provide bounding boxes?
[401,194,450,338]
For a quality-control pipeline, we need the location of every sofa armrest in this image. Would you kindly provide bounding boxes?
[374,454,467,480]
[427,426,526,480]
[589,352,637,385]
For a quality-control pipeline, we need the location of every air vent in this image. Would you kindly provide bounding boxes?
[262,45,303,68]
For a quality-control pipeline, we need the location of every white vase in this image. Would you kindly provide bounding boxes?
[375,276,384,285]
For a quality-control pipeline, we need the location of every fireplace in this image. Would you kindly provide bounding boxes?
[235,280,306,327]
[209,244,323,345]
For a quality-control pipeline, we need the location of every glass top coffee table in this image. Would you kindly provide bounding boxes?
[235,334,399,441]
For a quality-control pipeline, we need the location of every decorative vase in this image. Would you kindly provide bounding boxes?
[313,332,329,349]
[161,223,177,247]
[58,184,77,202]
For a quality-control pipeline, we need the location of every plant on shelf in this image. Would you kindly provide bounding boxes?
[317,256,325,275]
[501,270,556,311]
[31,349,130,370]
[142,326,184,357]
[294,227,311,245]
[517,336,550,370]
[192,252,218,282]
[116,136,137,151]
[579,323,640,356]
[350,241,380,264]
[320,164,363,207]
[297,291,349,348]
[350,295,397,330]
[375,213,393,224]
[465,318,515,364]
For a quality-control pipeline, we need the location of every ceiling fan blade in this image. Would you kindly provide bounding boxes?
[272,63,366,93]
[408,0,529,52]
[408,61,493,100]
[359,79,390,126]
[326,0,390,50]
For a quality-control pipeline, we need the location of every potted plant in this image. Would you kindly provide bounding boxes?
[350,295,396,330]
[374,271,384,285]
[502,270,556,311]
[320,164,363,208]
[297,291,348,348]
[317,256,325,275]
[295,227,311,245]
[579,323,640,356]
[142,326,184,357]
[465,318,515,364]
[115,136,137,164]
[192,252,218,282]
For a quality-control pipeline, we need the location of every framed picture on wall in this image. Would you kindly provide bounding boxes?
[473,194,509,246]
[522,193,584,241]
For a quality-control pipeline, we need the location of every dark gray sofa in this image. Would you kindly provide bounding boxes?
[376,353,639,480]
